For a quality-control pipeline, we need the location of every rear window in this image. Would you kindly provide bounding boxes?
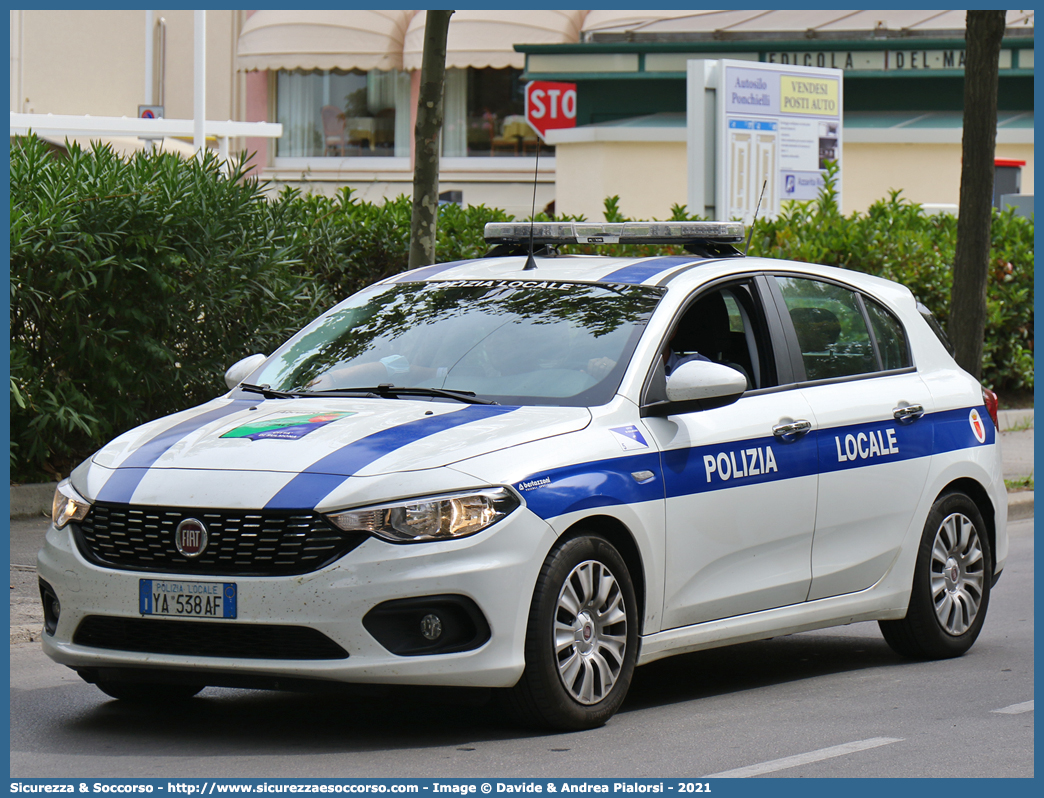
[865,298,912,371]
[916,301,955,356]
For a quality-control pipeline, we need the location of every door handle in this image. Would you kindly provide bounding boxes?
[893,404,925,424]
[772,419,812,442]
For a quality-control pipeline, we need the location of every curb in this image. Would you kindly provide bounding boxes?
[997,408,1034,431]
[1007,490,1034,522]
[9,482,57,520]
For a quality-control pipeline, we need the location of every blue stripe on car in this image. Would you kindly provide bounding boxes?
[518,407,994,520]
[662,432,819,498]
[265,404,519,509]
[96,400,253,503]
[600,257,702,285]
[393,259,486,283]
[516,452,663,519]
[931,405,997,450]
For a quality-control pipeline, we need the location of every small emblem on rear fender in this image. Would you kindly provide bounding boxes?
[969,409,986,444]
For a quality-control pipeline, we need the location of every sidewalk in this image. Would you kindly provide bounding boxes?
[998,408,1034,521]
[8,410,1033,520]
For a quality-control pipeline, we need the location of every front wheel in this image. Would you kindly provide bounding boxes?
[879,491,992,659]
[503,534,638,731]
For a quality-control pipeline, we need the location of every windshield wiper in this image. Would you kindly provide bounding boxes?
[241,382,496,405]
[311,384,498,405]
[239,383,304,399]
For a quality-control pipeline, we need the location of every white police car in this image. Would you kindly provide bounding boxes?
[40,221,1007,730]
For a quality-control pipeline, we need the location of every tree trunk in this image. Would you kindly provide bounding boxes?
[408,10,454,269]
[949,10,1006,380]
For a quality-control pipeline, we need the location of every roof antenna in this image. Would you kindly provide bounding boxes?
[523,138,541,271]
[744,179,768,256]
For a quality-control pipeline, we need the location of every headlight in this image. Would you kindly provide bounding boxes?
[52,479,92,529]
[327,487,520,543]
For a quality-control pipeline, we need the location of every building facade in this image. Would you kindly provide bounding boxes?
[12,9,1034,219]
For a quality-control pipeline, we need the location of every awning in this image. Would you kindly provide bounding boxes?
[237,10,416,72]
[403,11,586,70]
[581,10,729,38]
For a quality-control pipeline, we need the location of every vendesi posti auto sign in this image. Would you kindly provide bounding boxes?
[716,59,843,224]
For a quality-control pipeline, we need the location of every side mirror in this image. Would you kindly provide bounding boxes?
[666,360,747,403]
[642,360,747,416]
[224,353,267,390]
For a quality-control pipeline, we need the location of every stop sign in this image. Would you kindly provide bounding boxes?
[525,81,577,140]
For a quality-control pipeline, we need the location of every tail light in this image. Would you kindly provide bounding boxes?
[982,387,1000,430]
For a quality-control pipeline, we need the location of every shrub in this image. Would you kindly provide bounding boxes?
[283,188,515,299]
[10,136,328,481]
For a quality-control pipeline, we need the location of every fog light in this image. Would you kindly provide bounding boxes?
[39,578,60,636]
[420,613,443,641]
[363,595,491,656]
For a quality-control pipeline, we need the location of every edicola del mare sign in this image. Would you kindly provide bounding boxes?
[764,48,1020,72]
[720,59,842,224]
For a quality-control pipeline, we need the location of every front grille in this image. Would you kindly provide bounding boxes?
[74,616,349,660]
[75,503,367,576]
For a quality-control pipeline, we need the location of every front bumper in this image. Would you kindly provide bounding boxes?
[37,506,557,689]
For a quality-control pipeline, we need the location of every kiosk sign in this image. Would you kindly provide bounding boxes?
[717,60,842,224]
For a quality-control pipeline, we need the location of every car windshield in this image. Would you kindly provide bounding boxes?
[249,279,664,407]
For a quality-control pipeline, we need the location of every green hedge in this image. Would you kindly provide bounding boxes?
[9,138,515,481]
[10,137,329,481]
[280,187,513,298]
[9,137,1033,483]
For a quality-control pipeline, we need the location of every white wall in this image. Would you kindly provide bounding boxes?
[554,141,689,221]
[17,9,238,123]
[552,138,1035,220]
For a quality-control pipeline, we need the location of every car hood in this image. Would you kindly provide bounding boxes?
[91,396,591,480]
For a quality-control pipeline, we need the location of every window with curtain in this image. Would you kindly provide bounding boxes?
[276,69,411,158]
[443,67,554,158]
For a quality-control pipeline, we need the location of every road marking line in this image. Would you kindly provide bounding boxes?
[704,737,904,778]
[993,700,1034,715]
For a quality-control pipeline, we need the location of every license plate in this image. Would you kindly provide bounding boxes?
[139,579,237,619]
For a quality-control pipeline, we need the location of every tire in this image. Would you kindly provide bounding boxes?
[879,491,992,659]
[502,534,638,731]
[95,681,204,704]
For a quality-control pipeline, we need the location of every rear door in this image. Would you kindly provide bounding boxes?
[768,274,934,601]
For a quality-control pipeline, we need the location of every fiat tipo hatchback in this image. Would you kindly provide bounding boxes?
[40,221,1006,730]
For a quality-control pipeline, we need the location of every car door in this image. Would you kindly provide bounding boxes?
[643,278,819,630]
[769,274,934,601]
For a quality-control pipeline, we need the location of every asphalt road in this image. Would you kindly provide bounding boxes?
[9,517,1033,779]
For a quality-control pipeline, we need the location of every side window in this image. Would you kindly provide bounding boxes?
[865,298,912,371]
[776,276,876,381]
[665,282,775,392]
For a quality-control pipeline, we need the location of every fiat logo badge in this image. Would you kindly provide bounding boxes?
[175,518,208,558]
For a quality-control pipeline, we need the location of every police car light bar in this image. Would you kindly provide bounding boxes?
[483,221,745,246]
